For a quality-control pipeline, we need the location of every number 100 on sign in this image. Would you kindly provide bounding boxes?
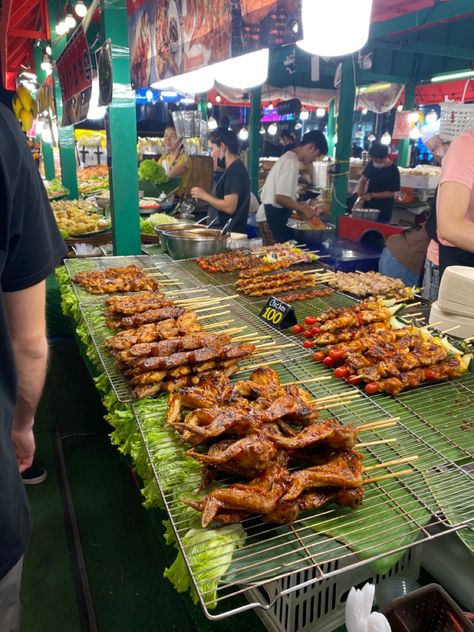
[259,297,297,329]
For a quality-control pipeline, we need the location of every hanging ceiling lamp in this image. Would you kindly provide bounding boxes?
[300,109,309,121]
[294,122,303,130]
[268,123,278,136]
[367,133,376,142]
[259,126,265,134]
[152,67,214,95]
[316,107,326,118]
[65,5,77,29]
[408,110,421,124]
[74,0,87,18]
[381,131,391,145]
[213,49,269,90]
[425,109,438,125]
[410,127,421,140]
[238,127,249,141]
[361,108,368,116]
[207,117,218,131]
[297,0,373,57]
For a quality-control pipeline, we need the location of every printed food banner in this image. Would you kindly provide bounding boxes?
[56,26,93,125]
[128,0,302,89]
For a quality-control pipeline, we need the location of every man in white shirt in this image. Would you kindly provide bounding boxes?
[260,130,328,243]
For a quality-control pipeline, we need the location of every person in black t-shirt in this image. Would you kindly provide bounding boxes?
[355,142,401,223]
[191,128,250,234]
[0,103,66,628]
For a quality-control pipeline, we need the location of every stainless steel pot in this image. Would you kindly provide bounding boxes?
[162,228,229,260]
[153,222,199,252]
[288,220,336,245]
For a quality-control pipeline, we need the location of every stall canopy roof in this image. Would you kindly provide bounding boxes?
[0,0,50,90]
[1,0,473,103]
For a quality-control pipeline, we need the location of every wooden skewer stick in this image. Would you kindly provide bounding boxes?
[404,312,423,318]
[421,321,442,330]
[282,376,332,386]
[440,325,461,335]
[359,421,398,432]
[404,301,421,309]
[235,359,283,372]
[314,254,332,259]
[232,333,272,342]
[194,305,231,314]
[364,468,414,484]
[359,417,400,430]
[253,344,296,357]
[363,455,418,472]
[357,438,398,448]
[196,310,231,319]
[162,288,208,295]
[464,336,474,343]
[203,319,235,329]
[220,326,248,335]
[156,280,184,285]
[310,392,360,405]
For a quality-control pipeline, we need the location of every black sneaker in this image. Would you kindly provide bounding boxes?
[21,466,48,485]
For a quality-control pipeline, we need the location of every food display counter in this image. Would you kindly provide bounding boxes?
[56,251,474,627]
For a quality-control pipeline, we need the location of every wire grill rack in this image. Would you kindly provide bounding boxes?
[65,256,474,620]
[64,255,204,304]
[133,350,474,620]
[74,279,310,402]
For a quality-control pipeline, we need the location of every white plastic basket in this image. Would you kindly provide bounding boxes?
[439,102,474,142]
[245,545,422,632]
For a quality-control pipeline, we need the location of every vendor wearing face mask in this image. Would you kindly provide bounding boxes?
[191,127,250,234]
[355,142,401,223]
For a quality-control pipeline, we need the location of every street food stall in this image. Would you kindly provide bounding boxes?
[1,0,474,630]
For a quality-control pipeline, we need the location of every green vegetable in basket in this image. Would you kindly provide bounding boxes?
[148,212,179,226]
[138,160,169,186]
[140,218,155,234]
[164,524,246,609]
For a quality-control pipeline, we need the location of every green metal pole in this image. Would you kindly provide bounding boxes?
[101,0,141,255]
[42,141,56,180]
[330,59,355,224]
[327,99,335,159]
[248,86,262,196]
[197,94,208,121]
[33,44,56,180]
[398,81,416,168]
[49,0,79,199]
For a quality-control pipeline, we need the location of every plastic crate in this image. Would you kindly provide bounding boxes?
[244,545,421,632]
[382,583,474,632]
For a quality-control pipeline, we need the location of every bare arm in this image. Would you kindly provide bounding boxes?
[4,281,48,471]
[274,194,318,220]
[356,175,369,198]
[191,187,239,215]
[169,162,187,178]
[437,181,474,252]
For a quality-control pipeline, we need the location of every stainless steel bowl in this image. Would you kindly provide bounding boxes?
[162,228,229,260]
[288,220,336,245]
[153,222,199,252]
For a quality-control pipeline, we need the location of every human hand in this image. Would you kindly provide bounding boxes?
[12,428,35,473]
[191,187,206,201]
[362,193,372,202]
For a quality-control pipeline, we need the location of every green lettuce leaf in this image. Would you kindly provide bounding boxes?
[164,525,246,609]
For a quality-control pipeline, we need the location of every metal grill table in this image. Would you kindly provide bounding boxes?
[133,352,474,621]
[63,256,474,625]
